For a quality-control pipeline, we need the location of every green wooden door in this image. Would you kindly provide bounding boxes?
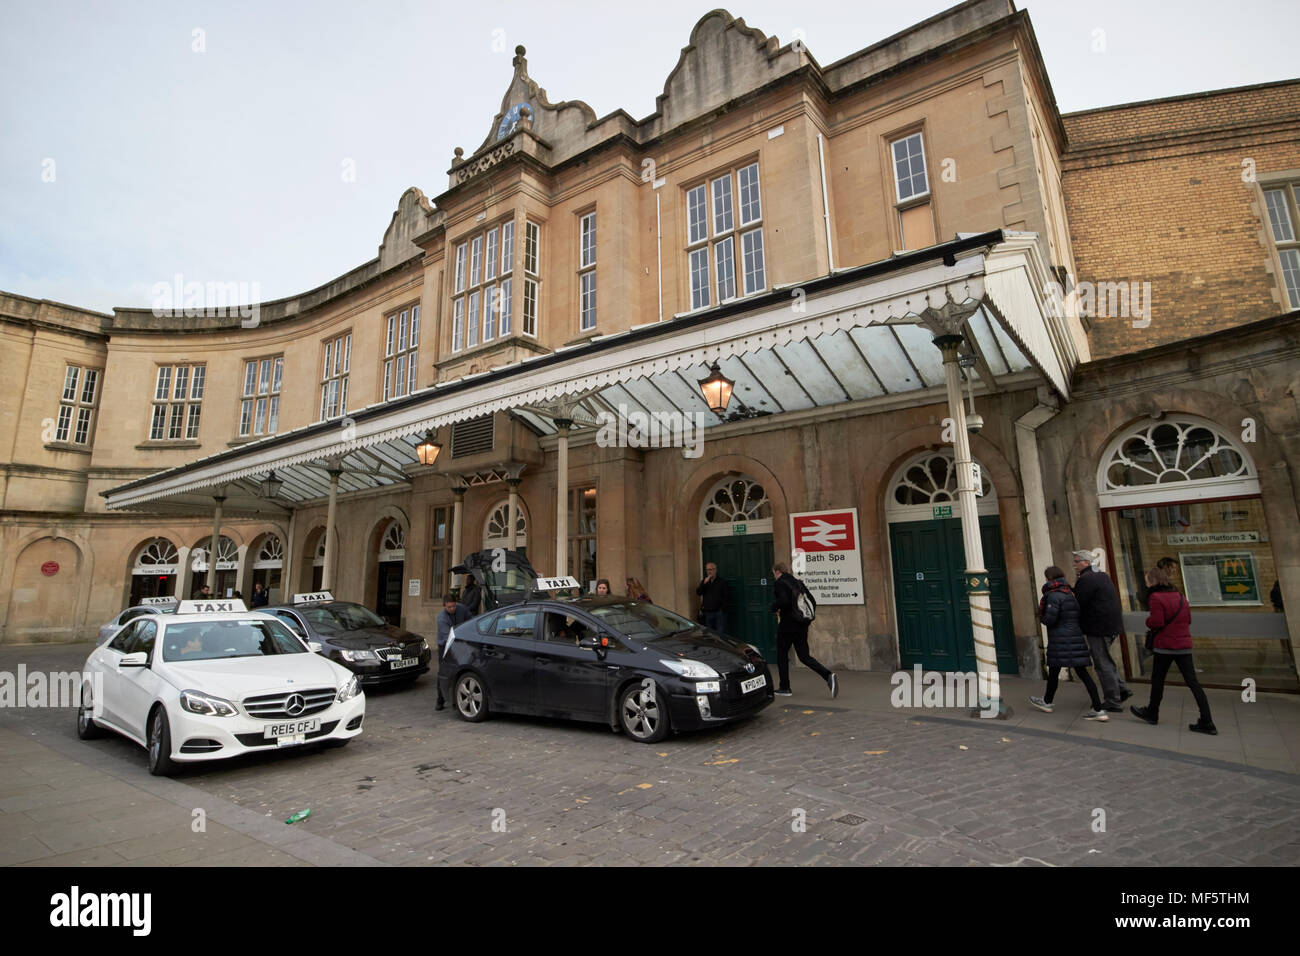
[892,516,1016,674]
[701,534,777,663]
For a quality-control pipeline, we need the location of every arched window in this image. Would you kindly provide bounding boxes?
[1097,416,1258,506]
[885,451,997,522]
[483,500,528,549]
[700,477,773,537]
[191,535,238,571]
[254,534,283,569]
[378,521,406,562]
[133,538,178,575]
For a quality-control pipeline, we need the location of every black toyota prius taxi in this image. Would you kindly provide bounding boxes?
[264,593,432,685]
[438,590,774,742]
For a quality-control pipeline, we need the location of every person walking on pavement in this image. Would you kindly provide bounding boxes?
[696,561,728,634]
[435,593,473,711]
[595,578,611,595]
[1072,549,1131,711]
[1029,566,1108,720]
[626,577,651,603]
[250,582,269,608]
[771,562,837,699]
[1131,568,1216,734]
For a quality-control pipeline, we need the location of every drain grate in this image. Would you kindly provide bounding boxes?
[834,813,868,826]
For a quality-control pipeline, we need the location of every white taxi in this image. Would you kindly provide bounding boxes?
[78,599,365,775]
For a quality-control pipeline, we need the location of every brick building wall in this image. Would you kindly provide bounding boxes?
[1061,80,1300,360]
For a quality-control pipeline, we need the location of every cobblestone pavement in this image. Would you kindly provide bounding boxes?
[1,643,1298,866]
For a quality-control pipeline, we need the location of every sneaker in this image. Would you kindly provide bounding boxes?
[828,673,839,699]
[775,689,794,697]
[1189,720,1218,736]
[1130,705,1158,725]
[1028,696,1053,713]
[1101,702,1123,713]
[1083,709,1110,721]
[1119,688,1133,702]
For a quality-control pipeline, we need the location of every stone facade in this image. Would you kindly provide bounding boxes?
[2,2,1297,690]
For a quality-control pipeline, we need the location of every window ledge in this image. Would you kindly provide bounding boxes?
[136,440,201,450]
[43,441,92,455]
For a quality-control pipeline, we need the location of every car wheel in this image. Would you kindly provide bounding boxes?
[619,681,670,744]
[147,706,177,776]
[453,672,489,723]
[76,684,104,740]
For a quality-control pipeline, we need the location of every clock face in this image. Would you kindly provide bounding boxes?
[496,102,531,141]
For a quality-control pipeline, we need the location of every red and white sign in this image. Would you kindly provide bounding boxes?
[790,509,863,605]
[41,561,59,577]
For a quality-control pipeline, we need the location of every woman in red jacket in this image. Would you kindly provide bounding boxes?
[1130,567,1216,734]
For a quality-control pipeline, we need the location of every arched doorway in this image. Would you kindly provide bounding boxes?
[699,476,777,660]
[483,499,528,556]
[1096,415,1295,690]
[375,520,405,626]
[129,537,179,605]
[251,533,284,603]
[191,535,240,597]
[886,450,1016,673]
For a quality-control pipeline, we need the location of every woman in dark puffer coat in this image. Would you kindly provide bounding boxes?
[1029,566,1108,719]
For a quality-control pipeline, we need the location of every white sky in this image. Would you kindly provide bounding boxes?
[2,0,1297,313]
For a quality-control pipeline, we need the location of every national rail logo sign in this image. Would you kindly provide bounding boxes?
[790,509,864,606]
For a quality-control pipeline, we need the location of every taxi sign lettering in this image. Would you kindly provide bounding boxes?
[292,591,335,604]
[177,599,247,614]
[141,596,179,606]
[535,576,580,591]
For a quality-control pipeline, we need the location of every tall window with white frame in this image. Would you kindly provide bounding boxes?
[686,161,766,311]
[523,220,540,336]
[383,305,420,400]
[150,364,204,441]
[891,131,935,250]
[239,356,282,437]
[319,332,351,420]
[578,211,596,332]
[452,222,515,353]
[1263,182,1300,309]
[54,365,101,445]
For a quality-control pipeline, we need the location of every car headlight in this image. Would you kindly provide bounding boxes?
[340,649,379,662]
[179,690,237,717]
[337,675,361,702]
[745,644,765,661]
[660,658,720,680]
[419,639,429,653]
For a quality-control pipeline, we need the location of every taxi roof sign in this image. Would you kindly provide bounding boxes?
[141,596,179,606]
[534,576,581,591]
[292,591,335,605]
[177,599,247,615]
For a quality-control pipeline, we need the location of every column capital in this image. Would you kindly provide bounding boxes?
[453,484,468,498]
[553,417,573,432]
[506,477,522,489]
[932,333,965,356]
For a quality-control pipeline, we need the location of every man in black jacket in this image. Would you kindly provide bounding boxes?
[696,562,728,633]
[771,562,837,699]
[1072,549,1132,711]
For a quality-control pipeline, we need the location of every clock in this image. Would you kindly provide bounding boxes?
[496,101,532,141]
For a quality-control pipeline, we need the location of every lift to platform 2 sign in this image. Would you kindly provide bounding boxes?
[790,509,864,605]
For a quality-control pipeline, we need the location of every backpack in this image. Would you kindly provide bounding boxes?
[789,576,816,623]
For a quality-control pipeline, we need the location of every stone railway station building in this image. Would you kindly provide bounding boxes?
[2,0,1298,693]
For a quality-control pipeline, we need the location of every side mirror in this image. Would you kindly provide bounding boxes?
[309,641,323,654]
[577,635,601,650]
[120,652,149,668]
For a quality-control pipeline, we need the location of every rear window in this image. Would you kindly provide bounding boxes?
[162,620,308,661]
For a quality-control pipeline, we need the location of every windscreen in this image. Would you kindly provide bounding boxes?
[585,602,697,641]
[162,619,309,661]
[299,604,387,632]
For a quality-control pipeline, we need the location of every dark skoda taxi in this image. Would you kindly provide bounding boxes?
[265,596,431,685]
[438,595,773,742]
